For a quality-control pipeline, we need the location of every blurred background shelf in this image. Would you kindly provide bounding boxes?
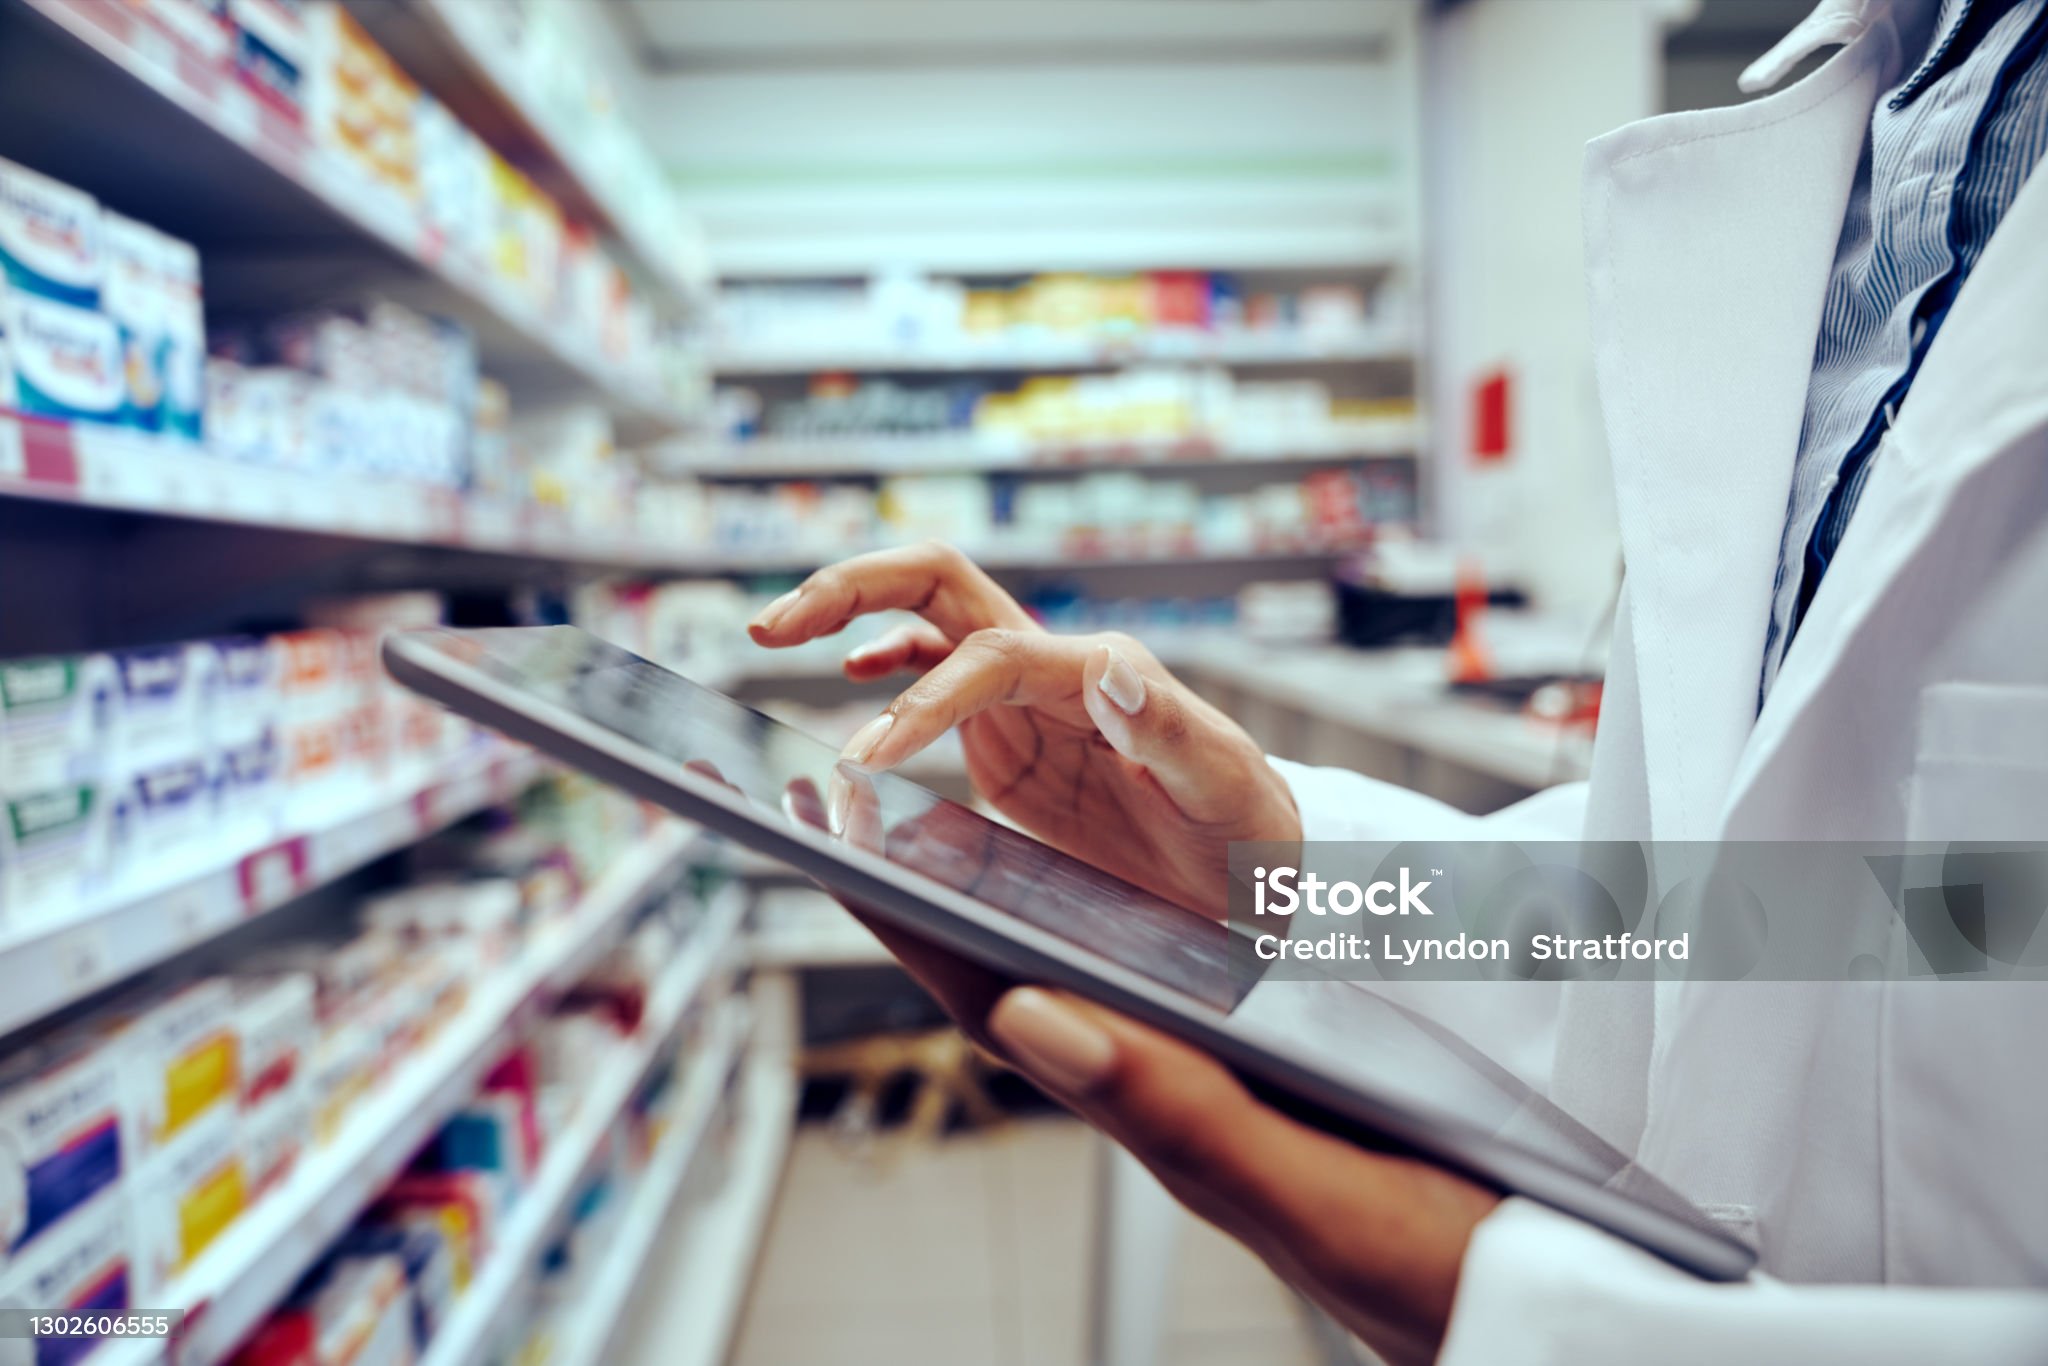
[0,0,689,439]
[708,332,1411,377]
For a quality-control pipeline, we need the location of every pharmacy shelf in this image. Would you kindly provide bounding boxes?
[710,332,1411,376]
[659,427,1422,480]
[352,0,708,308]
[0,417,1372,576]
[1,0,687,440]
[418,894,749,1366]
[0,743,541,1041]
[96,823,700,1366]
[605,1002,798,1366]
[549,1005,755,1366]
[749,888,893,971]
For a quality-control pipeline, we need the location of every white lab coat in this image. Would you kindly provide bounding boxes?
[1268,0,2048,1357]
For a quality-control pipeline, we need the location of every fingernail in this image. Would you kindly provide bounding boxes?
[990,988,1114,1094]
[826,769,853,836]
[750,588,803,631]
[845,638,888,664]
[1097,647,1145,716]
[839,712,895,769]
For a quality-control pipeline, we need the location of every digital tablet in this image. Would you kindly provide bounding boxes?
[384,625,1757,1283]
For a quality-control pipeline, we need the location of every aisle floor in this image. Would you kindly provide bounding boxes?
[726,1117,1322,1366]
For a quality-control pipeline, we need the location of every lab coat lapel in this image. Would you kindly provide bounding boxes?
[1580,25,1894,838]
[1722,160,2048,829]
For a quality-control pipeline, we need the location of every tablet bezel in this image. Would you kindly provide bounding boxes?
[384,625,1757,1283]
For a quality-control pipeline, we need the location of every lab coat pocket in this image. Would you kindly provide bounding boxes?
[1905,682,2048,842]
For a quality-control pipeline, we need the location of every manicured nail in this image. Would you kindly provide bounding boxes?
[1096,647,1145,716]
[826,769,853,836]
[750,588,803,631]
[839,713,895,769]
[989,988,1114,1094]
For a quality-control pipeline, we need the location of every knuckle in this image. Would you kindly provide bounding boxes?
[963,627,1023,662]
[920,538,971,573]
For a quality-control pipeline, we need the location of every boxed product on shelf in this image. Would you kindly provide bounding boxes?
[208,636,281,747]
[0,290,124,425]
[0,655,114,796]
[133,0,234,65]
[0,1037,126,1277]
[415,95,493,268]
[0,783,109,933]
[331,1221,456,1352]
[228,0,309,114]
[0,1187,132,1360]
[101,210,168,432]
[0,156,102,310]
[301,3,421,215]
[99,976,241,1156]
[107,753,217,881]
[128,1099,247,1299]
[109,642,219,771]
[231,972,317,1197]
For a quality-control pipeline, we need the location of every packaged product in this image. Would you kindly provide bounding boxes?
[0,159,101,309]
[304,1253,413,1366]
[229,0,308,112]
[214,728,282,839]
[101,978,240,1156]
[0,784,107,929]
[0,291,122,424]
[0,1188,131,1365]
[305,1017,379,1145]
[0,655,114,796]
[302,5,420,213]
[108,643,219,771]
[207,636,279,747]
[100,211,167,433]
[128,1103,245,1300]
[0,1039,125,1276]
[271,629,349,803]
[154,231,206,444]
[331,1223,453,1349]
[106,755,216,881]
[232,973,315,1114]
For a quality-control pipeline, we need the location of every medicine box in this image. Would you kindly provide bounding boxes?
[100,210,167,433]
[0,1188,131,1365]
[0,655,113,797]
[0,290,123,425]
[0,158,101,309]
[101,978,240,1157]
[0,783,109,931]
[0,1040,125,1278]
[109,643,219,771]
[128,1102,245,1301]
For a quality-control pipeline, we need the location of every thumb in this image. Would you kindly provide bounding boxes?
[1081,642,1247,824]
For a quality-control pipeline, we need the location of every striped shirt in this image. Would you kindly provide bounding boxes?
[1759,0,2048,701]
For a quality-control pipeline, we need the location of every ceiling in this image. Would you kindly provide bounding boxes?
[608,0,1411,71]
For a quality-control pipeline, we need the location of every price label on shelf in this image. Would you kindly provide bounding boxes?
[238,836,311,914]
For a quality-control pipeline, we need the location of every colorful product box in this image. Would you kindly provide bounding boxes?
[305,1253,413,1366]
[0,1042,125,1277]
[128,1102,246,1301]
[207,636,279,747]
[214,728,282,837]
[0,1188,131,1366]
[100,211,167,433]
[109,643,219,771]
[229,0,308,114]
[103,979,240,1157]
[0,655,114,796]
[0,784,107,930]
[134,0,233,65]
[232,973,315,1114]
[0,158,101,309]
[0,291,123,425]
[107,756,216,881]
[155,231,205,444]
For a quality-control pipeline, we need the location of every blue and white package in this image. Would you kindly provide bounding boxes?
[100,212,167,433]
[0,1188,130,1366]
[110,644,218,769]
[0,292,122,425]
[155,232,205,443]
[0,1041,125,1276]
[0,158,101,309]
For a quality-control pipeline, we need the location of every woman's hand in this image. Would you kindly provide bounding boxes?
[747,541,1301,917]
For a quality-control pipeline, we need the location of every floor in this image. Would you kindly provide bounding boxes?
[727,1117,1326,1366]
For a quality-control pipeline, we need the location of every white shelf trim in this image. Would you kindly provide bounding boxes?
[0,744,541,1040]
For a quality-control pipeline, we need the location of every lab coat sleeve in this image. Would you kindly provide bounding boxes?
[1438,1199,2048,1366]
[1267,757,1589,842]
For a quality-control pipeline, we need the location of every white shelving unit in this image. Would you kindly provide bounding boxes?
[94,823,701,1366]
[658,424,1422,480]
[4,0,687,441]
[419,887,750,1366]
[0,743,540,1039]
[709,331,1411,377]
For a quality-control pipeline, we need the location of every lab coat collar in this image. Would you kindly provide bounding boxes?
[1581,18,1899,839]
[1740,0,1890,92]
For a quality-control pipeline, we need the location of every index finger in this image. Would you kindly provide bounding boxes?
[747,541,1036,647]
